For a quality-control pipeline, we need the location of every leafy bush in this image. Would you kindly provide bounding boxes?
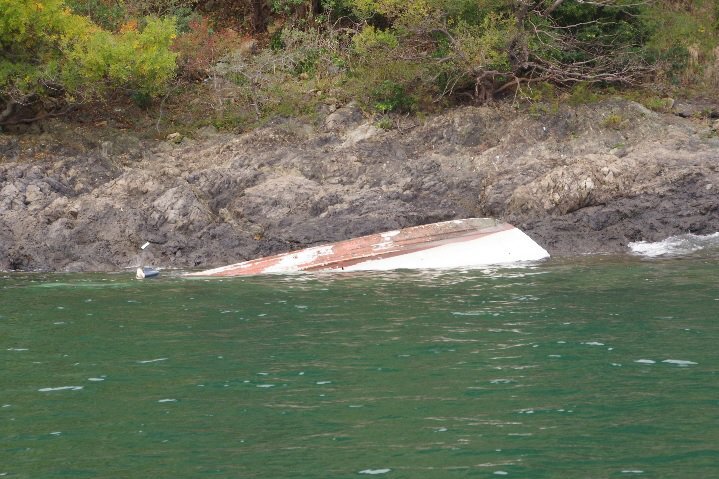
[0,0,177,123]
[568,83,601,106]
[63,17,178,98]
[372,80,414,113]
[447,12,515,86]
[603,113,626,130]
[65,0,127,31]
[646,0,719,88]
[351,25,398,55]
[172,16,241,80]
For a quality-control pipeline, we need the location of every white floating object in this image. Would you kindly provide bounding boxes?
[635,359,656,364]
[137,358,168,364]
[136,267,159,279]
[662,359,697,366]
[187,218,549,277]
[38,386,83,392]
[359,469,391,475]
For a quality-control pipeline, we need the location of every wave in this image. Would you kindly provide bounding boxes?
[629,232,719,257]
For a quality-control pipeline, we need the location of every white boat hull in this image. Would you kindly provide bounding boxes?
[187,218,549,277]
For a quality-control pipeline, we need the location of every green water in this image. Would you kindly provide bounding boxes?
[2,256,719,478]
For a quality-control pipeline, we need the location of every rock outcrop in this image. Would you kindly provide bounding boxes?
[1,98,718,271]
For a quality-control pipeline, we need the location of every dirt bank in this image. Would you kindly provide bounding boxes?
[1,98,718,272]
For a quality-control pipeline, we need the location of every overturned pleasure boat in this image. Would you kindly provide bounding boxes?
[186,218,549,277]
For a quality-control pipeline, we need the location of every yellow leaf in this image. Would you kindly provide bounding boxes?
[120,19,139,33]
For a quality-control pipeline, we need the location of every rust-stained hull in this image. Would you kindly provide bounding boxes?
[186,218,549,277]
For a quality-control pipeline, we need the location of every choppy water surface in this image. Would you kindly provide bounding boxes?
[2,254,719,478]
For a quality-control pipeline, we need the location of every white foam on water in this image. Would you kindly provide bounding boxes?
[256,384,275,388]
[316,381,332,385]
[582,342,605,346]
[87,378,105,382]
[494,472,509,476]
[359,469,391,475]
[38,386,83,392]
[621,470,644,474]
[158,399,177,403]
[629,232,719,257]
[7,348,28,351]
[662,359,697,366]
[2,404,10,408]
[137,358,168,364]
[50,432,62,436]
[635,359,655,364]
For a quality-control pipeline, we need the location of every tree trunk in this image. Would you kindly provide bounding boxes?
[250,0,269,32]
[0,100,16,124]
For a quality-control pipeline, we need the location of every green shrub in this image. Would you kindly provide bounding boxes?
[568,83,601,106]
[0,1,177,108]
[376,115,393,129]
[603,113,626,130]
[450,13,515,74]
[351,25,398,56]
[64,17,178,97]
[66,0,127,31]
[372,80,414,113]
[646,1,719,89]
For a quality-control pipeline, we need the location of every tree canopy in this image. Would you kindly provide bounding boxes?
[1,0,717,126]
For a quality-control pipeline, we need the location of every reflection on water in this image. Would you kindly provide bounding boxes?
[1,255,719,478]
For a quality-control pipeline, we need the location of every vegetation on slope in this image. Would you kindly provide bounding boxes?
[1,0,717,132]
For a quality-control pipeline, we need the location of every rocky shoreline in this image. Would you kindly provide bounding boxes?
[1,98,718,272]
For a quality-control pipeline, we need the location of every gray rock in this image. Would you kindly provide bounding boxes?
[166,132,183,144]
[2,98,719,271]
[324,102,363,131]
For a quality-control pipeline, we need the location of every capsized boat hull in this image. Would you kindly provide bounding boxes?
[186,218,549,277]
